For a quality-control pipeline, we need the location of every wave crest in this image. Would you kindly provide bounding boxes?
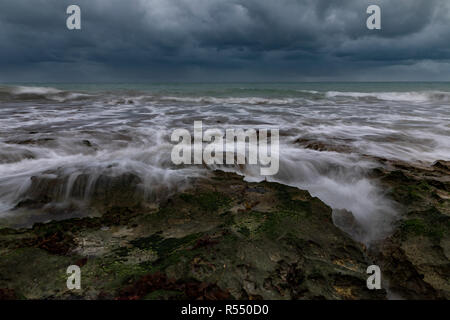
[0,86,91,102]
[325,90,450,102]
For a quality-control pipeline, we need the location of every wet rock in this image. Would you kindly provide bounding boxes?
[0,288,17,300]
[371,160,450,299]
[16,171,144,211]
[117,272,231,300]
[0,171,385,300]
[81,140,94,148]
[32,230,75,255]
[332,209,366,240]
[294,138,353,153]
[432,160,450,172]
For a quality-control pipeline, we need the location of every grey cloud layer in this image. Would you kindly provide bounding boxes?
[0,0,449,81]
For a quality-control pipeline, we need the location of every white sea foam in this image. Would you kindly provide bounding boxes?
[0,85,448,243]
[325,90,450,102]
[10,86,63,96]
[158,96,301,105]
[0,86,92,102]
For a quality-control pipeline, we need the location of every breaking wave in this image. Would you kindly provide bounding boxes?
[325,90,450,102]
[0,86,92,102]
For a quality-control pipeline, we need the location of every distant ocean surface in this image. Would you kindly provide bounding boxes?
[0,82,449,242]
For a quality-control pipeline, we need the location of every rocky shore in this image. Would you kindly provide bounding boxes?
[0,159,448,300]
[371,159,449,299]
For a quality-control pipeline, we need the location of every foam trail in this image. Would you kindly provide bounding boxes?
[0,84,448,242]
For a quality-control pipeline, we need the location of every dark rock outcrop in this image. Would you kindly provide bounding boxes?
[370,159,449,299]
[0,171,385,300]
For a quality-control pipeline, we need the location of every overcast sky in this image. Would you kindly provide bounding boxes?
[0,0,449,82]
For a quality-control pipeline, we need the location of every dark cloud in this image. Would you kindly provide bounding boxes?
[0,0,449,81]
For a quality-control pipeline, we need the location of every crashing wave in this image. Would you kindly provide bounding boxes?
[325,90,450,102]
[0,86,92,102]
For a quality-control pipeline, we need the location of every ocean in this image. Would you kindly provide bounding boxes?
[0,82,449,243]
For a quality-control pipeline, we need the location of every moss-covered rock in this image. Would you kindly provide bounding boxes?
[371,159,450,299]
[0,171,385,300]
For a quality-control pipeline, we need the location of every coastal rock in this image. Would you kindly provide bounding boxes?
[22,171,143,207]
[0,171,385,300]
[332,209,366,241]
[371,160,450,299]
[294,138,354,153]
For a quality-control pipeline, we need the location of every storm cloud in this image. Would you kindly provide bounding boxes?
[0,0,449,81]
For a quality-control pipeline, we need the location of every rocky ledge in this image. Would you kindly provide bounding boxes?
[370,159,449,299]
[0,158,448,300]
[0,171,385,300]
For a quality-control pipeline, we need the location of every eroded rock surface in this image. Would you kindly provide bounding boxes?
[370,159,450,299]
[0,171,384,300]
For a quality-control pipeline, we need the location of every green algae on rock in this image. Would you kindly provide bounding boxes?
[0,171,385,300]
[371,159,450,299]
